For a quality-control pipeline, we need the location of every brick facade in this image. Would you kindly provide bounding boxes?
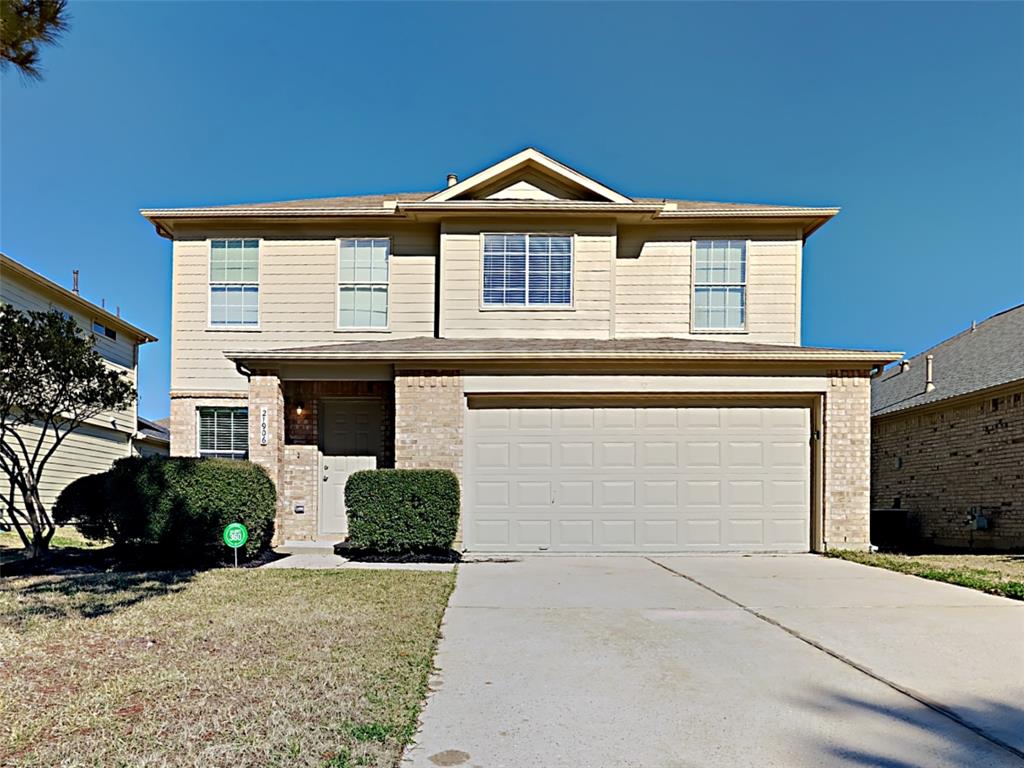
[872,384,1024,550]
[168,393,247,457]
[394,369,464,474]
[824,370,872,549]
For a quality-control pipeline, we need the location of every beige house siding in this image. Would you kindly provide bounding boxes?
[170,223,437,393]
[872,384,1024,549]
[439,219,615,339]
[615,225,802,344]
[0,265,139,435]
[11,421,130,510]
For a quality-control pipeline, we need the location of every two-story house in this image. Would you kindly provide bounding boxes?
[0,253,160,511]
[145,149,899,553]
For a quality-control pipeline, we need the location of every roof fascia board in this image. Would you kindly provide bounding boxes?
[0,254,157,343]
[425,148,633,204]
[224,348,902,365]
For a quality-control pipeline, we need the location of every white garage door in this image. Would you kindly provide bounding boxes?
[465,404,811,552]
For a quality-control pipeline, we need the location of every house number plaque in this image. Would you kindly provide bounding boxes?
[259,406,269,445]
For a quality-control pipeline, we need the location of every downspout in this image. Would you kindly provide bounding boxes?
[235,361,253,381]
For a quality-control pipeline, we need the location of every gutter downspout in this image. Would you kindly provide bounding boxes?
[235,361,253,381]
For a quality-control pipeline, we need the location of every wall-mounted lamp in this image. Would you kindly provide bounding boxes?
[295,401,305,417]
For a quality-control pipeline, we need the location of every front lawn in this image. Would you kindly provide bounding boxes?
[0,568,455,767]
[827,550,1024,600]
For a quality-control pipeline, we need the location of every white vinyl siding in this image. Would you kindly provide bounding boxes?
[338,238,389,329]
[210,239,259,327]
[693,240,746,331]
[198,407,248,459]
[483,234,572,307]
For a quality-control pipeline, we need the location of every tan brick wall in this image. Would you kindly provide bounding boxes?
[872,385,1024,549]
[283,380,394,466]
[824,369,872,549]
[394,370,464,474]
[279,444,318,541]
[168,393,247,457]
[247,375,285,545]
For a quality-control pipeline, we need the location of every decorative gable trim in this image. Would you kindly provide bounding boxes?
[425,148,633,204]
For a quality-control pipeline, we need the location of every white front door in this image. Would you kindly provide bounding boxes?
[319,398,384,537]
[320,455,376,536]
[464,404,811,553]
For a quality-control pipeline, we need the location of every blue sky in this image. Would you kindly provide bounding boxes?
[3,1,1022,419]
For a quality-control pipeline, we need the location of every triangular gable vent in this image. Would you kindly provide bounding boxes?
[426,148,631,204]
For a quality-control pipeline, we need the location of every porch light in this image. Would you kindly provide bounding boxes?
[295,401,305,416]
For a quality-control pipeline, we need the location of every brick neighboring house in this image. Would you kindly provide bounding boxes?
[871,304,1024,550]
[144,148,900,554]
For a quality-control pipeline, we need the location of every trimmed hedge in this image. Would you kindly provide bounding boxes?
[53,456,276,565]
[346,469,459,553]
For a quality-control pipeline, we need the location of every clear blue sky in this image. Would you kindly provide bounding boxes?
[3,1,1022,419]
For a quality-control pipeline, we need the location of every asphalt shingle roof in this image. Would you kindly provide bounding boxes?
[871,304,1024,417]
[226,336,899,363]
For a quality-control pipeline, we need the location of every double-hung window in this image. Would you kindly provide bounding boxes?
[198,407,248,459]
[210,239,259,327]
[338,238,389,328]
[483,234,572,307]
[693,239,746,330]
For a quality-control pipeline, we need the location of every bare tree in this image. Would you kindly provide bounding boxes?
[0,307,135,558]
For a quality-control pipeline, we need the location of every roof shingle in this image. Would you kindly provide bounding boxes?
[871,304,1024,417]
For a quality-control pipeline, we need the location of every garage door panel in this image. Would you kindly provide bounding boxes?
[466,405,810,552]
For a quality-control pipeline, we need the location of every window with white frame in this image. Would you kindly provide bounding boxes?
[338,238,389,328]
[483,234,572,307]
[210,239,259,327]
[198,407,248,459]
[693,239,746,330]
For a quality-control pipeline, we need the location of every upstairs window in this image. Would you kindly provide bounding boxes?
[693,239,746,330]
[92,320,116,340]
[210,239,259,327]
[338,238,389,328]
[198,407,248,459]
[483,234,572,307]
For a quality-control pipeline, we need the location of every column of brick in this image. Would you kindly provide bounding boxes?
[824,369,872,549]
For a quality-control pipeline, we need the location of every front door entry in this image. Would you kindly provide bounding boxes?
[320,398,383,537]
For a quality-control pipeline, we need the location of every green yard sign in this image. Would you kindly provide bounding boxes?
[223,522,249,548]
[223,523,248,567]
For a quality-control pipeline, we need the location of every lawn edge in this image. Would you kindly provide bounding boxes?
[396,565,458,754]
[824,550,1024,601]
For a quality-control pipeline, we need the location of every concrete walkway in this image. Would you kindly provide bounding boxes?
[404,555,1024,767]
[260,553,455,571]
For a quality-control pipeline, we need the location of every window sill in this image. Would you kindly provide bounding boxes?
[334,328,391,333]
[479,305,576,312]
[690,328,749,335]
[205,326,262,332]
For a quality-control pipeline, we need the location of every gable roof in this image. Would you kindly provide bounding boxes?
[872,304,1024,417]
[425,147,633,204]
[0,252,157,343]
[140,149,839,238]
[137,416,170,444]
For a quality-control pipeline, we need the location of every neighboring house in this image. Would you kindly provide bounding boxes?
[0,253,157,509]
[133,416,170,457]
[144,148,899,553]
[872,304,1024,550]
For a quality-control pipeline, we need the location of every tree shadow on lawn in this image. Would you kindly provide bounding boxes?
[0,569,197,627]
[790,686,1023,766]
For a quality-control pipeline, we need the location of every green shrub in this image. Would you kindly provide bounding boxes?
[346,469,459,554]
[53,457,276,565]
[53,472,112,540]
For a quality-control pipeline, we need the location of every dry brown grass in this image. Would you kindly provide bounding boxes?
[827,551,1024,600]
[0,568,455,767]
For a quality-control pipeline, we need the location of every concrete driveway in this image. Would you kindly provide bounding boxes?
[404,555,1024,767]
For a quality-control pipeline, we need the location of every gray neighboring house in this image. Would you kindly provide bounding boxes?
[871,304,1024,550]
[133,416,170,457]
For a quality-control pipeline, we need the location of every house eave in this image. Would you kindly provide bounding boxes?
[225,348,902,367]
